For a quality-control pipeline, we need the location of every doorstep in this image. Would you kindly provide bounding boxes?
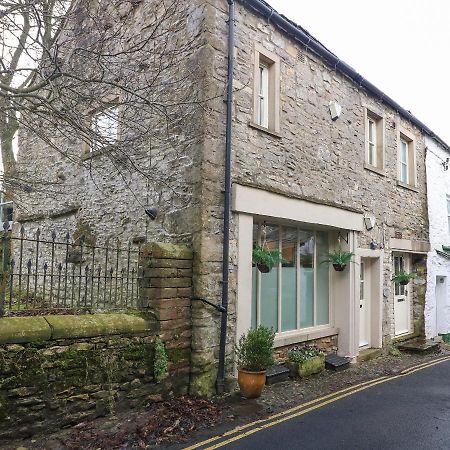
[357,348,382,363]
[397,339,440,354]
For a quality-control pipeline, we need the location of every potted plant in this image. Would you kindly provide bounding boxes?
[322,248,354,271]
[235,326,275,398]
[392,270,415,286]
[252,245,283,273]
[287,345,325,377]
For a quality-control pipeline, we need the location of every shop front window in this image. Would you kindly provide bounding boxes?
[252,222,330,333]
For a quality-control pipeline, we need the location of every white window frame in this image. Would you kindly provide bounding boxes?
[399,138,409,184]
[257,63,269,128]
[252,44,280,133]
[367,118,377,167]
[447,195,450,236]
[252,223,331,334]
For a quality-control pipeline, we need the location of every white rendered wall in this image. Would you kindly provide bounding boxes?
[425,136,450,338]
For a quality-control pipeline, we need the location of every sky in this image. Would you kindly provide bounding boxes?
[266,0,450,144]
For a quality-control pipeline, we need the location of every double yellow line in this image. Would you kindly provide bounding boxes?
[185,355,450,450]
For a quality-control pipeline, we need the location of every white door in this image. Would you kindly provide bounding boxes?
[359,260,370,347]
[394,254,411,336]
[436,276,447,335]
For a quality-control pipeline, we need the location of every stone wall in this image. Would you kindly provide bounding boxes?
[188,0,430,394]
[0,242,193,440]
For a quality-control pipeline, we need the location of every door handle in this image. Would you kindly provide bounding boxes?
[398,298,405,302]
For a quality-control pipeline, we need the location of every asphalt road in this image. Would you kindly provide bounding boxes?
[216,359,450,450]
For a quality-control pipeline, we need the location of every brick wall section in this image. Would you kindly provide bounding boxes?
[139,242,193,358]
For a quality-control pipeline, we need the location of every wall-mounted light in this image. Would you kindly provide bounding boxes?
[364,213,376,231]
[329,101,342,121]
[442,158,449,171]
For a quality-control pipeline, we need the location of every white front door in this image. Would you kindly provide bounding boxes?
[394,254,411,336]
[359,260,370,347]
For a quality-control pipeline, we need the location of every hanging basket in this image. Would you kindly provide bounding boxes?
[257,263,271,273]
[399,279,410,286]
[333,264,346,272]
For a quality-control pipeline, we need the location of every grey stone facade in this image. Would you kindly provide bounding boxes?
[17,0,433,396]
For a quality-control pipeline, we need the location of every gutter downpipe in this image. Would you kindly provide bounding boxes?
[216,0,235,395]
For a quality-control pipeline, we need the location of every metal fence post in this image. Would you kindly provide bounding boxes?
[0,222,11,317]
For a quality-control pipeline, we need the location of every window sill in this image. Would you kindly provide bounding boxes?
[364,163,386,177]
[248,121,282,139]
[273,326,339,348]
[396,180,419,193]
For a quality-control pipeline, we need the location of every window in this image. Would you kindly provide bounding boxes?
[397,130,416,187]
[364,108,384,171]
[252,45,280,133]
[251,222,330,333]
[257,64,269,128]
[447,196,450,236]
[90,105,119,152]
[399,139,409,183]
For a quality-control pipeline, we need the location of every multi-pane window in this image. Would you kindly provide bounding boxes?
[251,222,330,333]
[253,45,280,133]
[399,139,409,184]
[394,255,406,297]
[257,64,269,128]
[90,106,119,152]
[367,118,377,166]
[447,196,450,236]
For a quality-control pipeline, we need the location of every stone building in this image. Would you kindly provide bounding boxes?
[425,136,450,339]
[16,0,448,396]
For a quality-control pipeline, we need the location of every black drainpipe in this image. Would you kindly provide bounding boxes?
[216,0,235,395]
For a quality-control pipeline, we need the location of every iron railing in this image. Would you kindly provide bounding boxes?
[0,223,143,316]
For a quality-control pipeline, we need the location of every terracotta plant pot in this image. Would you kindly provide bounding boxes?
[257,263,271,273]
[237,369,267,398]
[333,264,346,272]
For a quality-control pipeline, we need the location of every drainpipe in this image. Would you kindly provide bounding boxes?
[216,0,235,395]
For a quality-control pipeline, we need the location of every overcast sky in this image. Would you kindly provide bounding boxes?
[267,0,450,145]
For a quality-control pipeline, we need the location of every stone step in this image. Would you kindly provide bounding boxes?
[397,339,440,354]
[325,354,351,371]
[265,364,290,385]
[357,348,382,363]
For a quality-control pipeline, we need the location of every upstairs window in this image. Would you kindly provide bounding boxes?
[447,196,450,236]
[399,139,409,184]
[364,108,384,172]
[257,64,269,128]
[90,105,119,152]
[252,44,280,134]
[397,130,416,188]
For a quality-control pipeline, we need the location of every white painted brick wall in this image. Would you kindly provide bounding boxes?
[425,136,450,337]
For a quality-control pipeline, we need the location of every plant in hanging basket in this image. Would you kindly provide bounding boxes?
[322,249,354,271]
[252,245,283,273]
[235,326,275,398]
[392,270,415,286]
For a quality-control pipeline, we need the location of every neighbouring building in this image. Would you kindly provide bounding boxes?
[15,0,448,397]
[425,136,450,339]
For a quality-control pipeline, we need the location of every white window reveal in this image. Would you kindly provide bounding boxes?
[367,118,377,166]
[447,195,450,236]
[399,139,409,184]
[251,222,330,333]
[91,106,119,152]
[257,64,269,128]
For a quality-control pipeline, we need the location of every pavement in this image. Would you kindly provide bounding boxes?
[184,356,450,450]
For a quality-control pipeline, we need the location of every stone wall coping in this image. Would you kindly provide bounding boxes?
[141,242,193,260]
[0,313,152,344]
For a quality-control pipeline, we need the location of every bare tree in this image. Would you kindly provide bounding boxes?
[0,0,205,216]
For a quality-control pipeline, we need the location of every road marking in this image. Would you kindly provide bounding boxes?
[183,376,388,450]
[185,355,450,450]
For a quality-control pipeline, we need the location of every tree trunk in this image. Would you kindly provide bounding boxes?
[0,107,18,201]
